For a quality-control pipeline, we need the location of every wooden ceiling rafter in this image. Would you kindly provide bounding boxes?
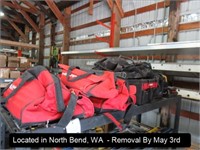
[12,8,32,28]
[19,0,40,13]
[11,0,39,33]
[5,16,27,40]
[35,1,56,22]
[1,15,24,24]
[45,0,65,25]
[1,0,38,15]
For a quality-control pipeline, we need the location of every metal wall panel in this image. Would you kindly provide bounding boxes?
[69,58,97,69]
[70,23,110,38]
[71,0,89,10]
[120,35,167,47]
[36,40,39,45]
[36,33,39,39]
[71,1,110,28]
[141,109,160,127]
[44,47,50,57]
[55,34,63,43]
[55,21,63,32]
[44,24,51,35]
[43,59,49,67]
[178,30,200,41]
[122,0,162,12]
[44,37,50,46]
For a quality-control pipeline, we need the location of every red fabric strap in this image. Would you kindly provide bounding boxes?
[103,112,123,131]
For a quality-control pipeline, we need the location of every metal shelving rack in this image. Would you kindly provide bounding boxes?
[62,40,200,100]
[0,96,181,134]
[61,41,200,56]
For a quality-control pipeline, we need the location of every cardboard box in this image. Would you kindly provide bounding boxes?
[20,57,30,68]
[0,68,10,78]
[8,57,20,62]
[0,55,7,67]
[7,62,19,68]
[8,57,19,68]
[10,71,21,79]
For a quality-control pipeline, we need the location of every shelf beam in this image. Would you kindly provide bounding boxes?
[62,41,200,56]
[151,63,200,73]
[0,39,38,49]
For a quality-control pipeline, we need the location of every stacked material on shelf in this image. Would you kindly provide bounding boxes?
[0,55,7,67]
[7,57,20,68]
[0,68,10,78]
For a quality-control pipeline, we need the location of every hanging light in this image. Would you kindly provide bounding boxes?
[0,11,4,17]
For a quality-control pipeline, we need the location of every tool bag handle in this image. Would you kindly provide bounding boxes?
[0,71,35,104]
[66,66,94,82]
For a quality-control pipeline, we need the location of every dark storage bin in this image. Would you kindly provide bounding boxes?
[127,79,158,105]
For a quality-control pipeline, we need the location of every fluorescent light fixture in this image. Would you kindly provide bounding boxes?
[0,11,4,17]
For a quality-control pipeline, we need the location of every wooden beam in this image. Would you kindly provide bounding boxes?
[1,16,24,24]
[2,1,38,14]
[62,7,71,64]
[88,0,94,15]
[115,0,124,17]
[171,108,200,121]
[50,23,56,47]
[179,21,200,31]
[0,39,38,49]
[12,1,39,33]
[8,15,22,23]
[70,27,168,45]
[24,25,30,43]
[20,0,39,13]
[71,17,111,31]
[38,13,45,65]
[5,17,27,40]
[20,10,39,33]
[71,1,100,14]
[31,31,37,58]
[71,1,169,32]
[162,0,181,128]
[121,27,168,39]
[106,0,114,10]
[50,23,55,61]
[45,0,65,25]
[32,31,36,45]
[11,8,31,27]
[124,1,170,17]
[112,0,122,47]
[167,1,181,42]
[35,1,56,22]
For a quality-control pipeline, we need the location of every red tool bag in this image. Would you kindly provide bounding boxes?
[1,66,94,127]
[91,79,136,113]
[58,64,137,113]
[58,64,119,99]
